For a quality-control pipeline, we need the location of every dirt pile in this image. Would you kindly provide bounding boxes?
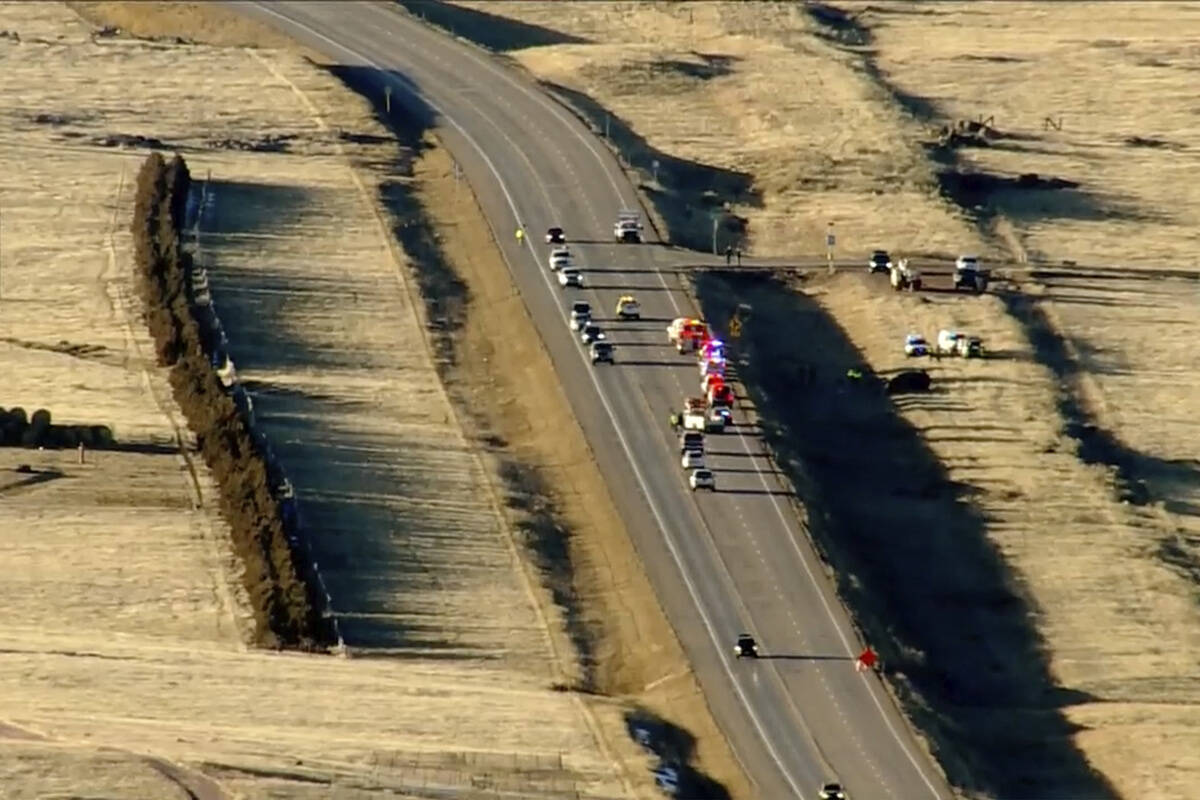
[130,151,332,651]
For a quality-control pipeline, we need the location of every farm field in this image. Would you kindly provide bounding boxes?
[0,2,651,797]
[404,2,1200,797]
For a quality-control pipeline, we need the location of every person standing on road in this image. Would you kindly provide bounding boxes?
[515,227,524,242]
[735,247,743,266]
[724,245,733,265]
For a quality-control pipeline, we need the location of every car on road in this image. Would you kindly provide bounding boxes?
[549,250,572,272]
[580,323,606,345]
[558,267,583,288]
[816,782,848,800]
[679,430,704,454]
[614,209,643,243]
[868,249,892,274]
[700,355,726,378]
[545,226,565,244]
[590,341,614,364]
[614,294,640,320]
[689,468,716,491]
[709,383,735,408]
[734,633,758,658]
[681,450,706,470]
[706,407,729,432]
[570,301,592,331]
[903,333,929,357]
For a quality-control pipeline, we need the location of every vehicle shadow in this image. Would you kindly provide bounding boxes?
[758,654,853,662]
[713,488,794,497]
[693,269,1117,800]
[618,359,698,368]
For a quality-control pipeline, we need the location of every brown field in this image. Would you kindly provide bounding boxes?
[0,2,683,796]
[402,2,1200,798]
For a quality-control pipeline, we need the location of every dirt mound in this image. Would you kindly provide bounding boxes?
[130,151,333,651]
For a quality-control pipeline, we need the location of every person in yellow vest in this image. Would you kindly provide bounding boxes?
[515,227,524,242]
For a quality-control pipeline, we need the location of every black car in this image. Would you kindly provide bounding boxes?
[581,323,606,345]
[734,634,758,658]
[868,249,892,274]
[816,782,848,800]
[590,341,614,364]
[545,226,566,244]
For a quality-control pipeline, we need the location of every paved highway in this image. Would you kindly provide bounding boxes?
[236,3,957,798]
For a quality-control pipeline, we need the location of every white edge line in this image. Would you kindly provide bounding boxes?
[247,4,809,797]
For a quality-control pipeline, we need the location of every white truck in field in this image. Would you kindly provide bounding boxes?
[614,209,644,243]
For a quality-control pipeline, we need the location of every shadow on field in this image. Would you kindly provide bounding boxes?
[198,85,490,653]
[998,290,1200,589]
[203,210,470,651]
[327,64,466,369]
[200,179,316,237]
[540,80,761,253]
[497,458,598,693]
[693,270,1116,800]
[383,0,761,252]
[393,0,589,50]
[325,58,733,795]
[625,707,731,800]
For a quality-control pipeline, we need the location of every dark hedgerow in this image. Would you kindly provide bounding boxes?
[130,151,333,650]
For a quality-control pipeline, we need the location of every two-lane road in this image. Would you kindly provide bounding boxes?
[236,3,956,798]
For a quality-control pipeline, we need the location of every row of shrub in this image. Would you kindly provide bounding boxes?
[131,151,333,651]
[0,407,115,448]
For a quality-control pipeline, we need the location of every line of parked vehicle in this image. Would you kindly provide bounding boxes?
[546,216,852,800]
[867,248,990,294]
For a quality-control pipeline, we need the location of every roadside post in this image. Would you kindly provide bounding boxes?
[384,85,392,115]
[825,222,836,274]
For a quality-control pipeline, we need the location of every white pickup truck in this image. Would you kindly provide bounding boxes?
[613,209,644,243]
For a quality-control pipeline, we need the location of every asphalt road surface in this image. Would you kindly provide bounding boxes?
[235,3,958,798]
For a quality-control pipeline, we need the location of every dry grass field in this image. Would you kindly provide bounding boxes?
[404,2,1200,797]
[0,2,651,796]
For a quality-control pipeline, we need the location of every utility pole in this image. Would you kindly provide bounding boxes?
[711,214,719,255]
[605,113,610,140]
[385,85,392,115]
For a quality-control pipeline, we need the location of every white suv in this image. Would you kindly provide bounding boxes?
[681,450,706,470]
[689,469,716,491]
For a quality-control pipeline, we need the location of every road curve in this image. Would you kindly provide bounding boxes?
[233,3,957,798]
